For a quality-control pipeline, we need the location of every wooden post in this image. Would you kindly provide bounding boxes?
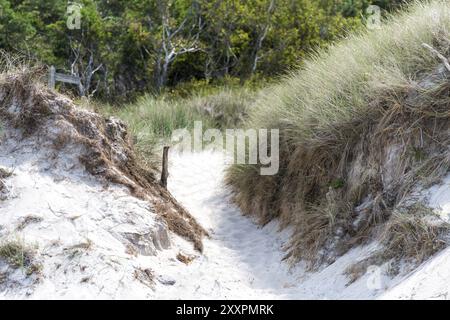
[160,146,170,189]
[48,66,56,89]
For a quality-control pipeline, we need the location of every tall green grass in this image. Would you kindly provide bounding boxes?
[248,0,446,140]
[227,0,450,269]
[98,87,255,167]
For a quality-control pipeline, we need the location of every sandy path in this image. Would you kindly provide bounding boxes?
[151,150,428,300]
[163,150,299,299]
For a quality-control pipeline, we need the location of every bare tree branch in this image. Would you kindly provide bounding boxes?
[153,0,203,90]
[422,43,450,72]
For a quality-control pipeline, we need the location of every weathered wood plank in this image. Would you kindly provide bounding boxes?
[48,66,81,89]
[55,73,81,85]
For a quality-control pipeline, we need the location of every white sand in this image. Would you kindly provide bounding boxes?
[2,144,450,299]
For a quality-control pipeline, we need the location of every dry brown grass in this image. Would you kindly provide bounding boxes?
[0,167,12,201]
[133,268,155,288]
[176,252,196,265]
[0,167,12,180]
[344,202,449,282]
[16,215,43,231]
[154,201,207,252]
[380,203,450,264]
[0,240,42,276]
[227,0,450,270]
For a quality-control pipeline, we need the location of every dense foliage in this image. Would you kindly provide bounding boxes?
[0,0,405,100]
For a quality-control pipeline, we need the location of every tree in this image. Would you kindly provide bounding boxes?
[0,0,411,100]
[152,0,203,90]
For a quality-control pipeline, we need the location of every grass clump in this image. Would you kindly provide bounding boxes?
[0,167,12,201]
[0,240,41,276]
[345,203,450,283]
[381,204,450,264]
[227,0,450,269]
[0,56,208,253]
[98,87,254,168]
[0,168,12,179]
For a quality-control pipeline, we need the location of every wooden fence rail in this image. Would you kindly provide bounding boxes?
[48,66,81,90]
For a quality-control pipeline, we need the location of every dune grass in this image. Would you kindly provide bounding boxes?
[97,88,255,168]
[246,0,448,140]
[226,0,450,269]
[0,240,41,276]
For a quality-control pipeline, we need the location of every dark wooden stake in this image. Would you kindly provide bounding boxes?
[160,146,170,189]
[48,66,56,89]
